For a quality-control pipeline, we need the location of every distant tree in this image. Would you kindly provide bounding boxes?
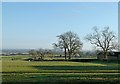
[29,49,45,60]
[46,50,54,59]
[85,27,116,59]
[38,49,46,60]
[110,43,120,52]
[117,44,120,51]
[54,31,83,60]
[29,50,37,60]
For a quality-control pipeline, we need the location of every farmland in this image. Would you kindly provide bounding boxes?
[1,55,120,84]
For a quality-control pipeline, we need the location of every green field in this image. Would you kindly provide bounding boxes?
[1,55,120,84]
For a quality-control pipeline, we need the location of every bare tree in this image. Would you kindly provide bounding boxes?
[29,50,37,60]
[112,43,120,51]
[29,49,46,60]
[53,33,68,60]
[54,31,83,60]
[85,27,116,59]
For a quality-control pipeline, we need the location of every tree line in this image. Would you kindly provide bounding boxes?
[29,26,119,61]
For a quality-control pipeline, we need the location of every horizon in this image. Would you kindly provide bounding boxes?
[2,2,118,50]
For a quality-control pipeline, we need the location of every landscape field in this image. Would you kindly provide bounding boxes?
[1,55,120,84]
[2,1,120,84]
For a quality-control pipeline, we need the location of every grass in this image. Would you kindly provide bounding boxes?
[1,55,120,84]
[2,73,119,83]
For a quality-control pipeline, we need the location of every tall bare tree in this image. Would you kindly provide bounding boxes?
[85,27,116,59]
[54,31,83,60]
[53,33,68,60]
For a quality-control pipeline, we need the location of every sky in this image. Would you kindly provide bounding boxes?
[118,2,120,45]
[1,0,120,2]
[2,2,118,50]
[0,2,2,51]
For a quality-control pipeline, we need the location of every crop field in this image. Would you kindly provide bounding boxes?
[1,55,120,84]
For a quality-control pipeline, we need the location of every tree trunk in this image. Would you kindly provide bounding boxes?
[68,53,71,60]
[64,48,67,60]
[105,53,108,59]
[103,51,108,60]
[68,56,71,60]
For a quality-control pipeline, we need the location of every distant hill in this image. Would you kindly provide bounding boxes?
[1,49,30,54]
[1,48,64,55]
